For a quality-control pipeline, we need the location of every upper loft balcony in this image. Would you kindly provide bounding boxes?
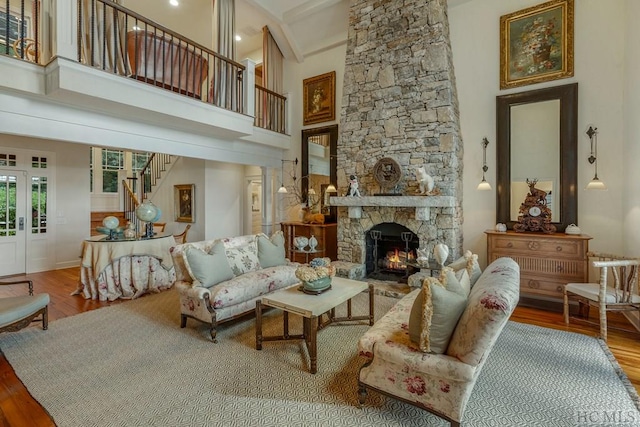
[0,0,290,157]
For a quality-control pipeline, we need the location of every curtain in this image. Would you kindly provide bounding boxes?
[261,26,283,129]
[79,0,127,75]
[262,26,283,94]
[212,0,236,108]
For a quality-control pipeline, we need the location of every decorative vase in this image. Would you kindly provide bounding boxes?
[433,243,449,267]
[308,235,318,252]
[302,276,332,292]
[294,236,309,252]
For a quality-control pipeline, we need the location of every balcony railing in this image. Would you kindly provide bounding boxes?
[255,84,286,134]
[0,0,288,133]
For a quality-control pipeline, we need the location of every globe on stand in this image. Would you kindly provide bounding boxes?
[135,201,158,239]
[102,216,120,241]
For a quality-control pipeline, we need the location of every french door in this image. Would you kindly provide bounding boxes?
[0,170,27,276]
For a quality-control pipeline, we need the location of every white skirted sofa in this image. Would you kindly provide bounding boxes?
[357,257,520,426]
[170,232,299,342]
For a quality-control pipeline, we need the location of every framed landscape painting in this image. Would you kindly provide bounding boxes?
[500,0,574,90]
[303,71,336,125]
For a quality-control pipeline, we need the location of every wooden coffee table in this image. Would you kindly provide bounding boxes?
[255,277,374,374]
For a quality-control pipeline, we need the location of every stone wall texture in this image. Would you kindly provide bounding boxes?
[337,0,464,264]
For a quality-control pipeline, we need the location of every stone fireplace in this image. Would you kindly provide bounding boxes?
[332,0,463,271]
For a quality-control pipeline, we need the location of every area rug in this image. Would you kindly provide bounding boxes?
[1,289,639,427]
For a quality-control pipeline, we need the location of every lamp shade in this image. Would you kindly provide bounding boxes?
[586,177,607,190]
[277,185,288,194]
[325,184,337,193]
[477,180,492,191]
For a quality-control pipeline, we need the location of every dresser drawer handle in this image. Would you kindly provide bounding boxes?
[527,279,540,289]
[556,264,564,272]
[527,241,540,251]
[507,242,513,248]
[556,285,563,292]
[556,246,563,252]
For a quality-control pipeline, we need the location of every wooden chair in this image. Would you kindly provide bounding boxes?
[0,279,50,334]
[153,222,167,235]
[564,252,640,341]
[173,224,191,244]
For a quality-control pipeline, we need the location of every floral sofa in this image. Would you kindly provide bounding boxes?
[170,232,299,342]
[357,257,520,426]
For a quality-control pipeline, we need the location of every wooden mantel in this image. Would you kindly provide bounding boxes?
[329,195,456,220]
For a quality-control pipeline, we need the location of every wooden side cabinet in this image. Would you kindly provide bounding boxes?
[485,230,592,309]
[281,222,337,264]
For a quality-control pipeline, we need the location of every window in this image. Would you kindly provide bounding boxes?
[101,149,123,193]
[132,152,150,194]
[31,176,47,233]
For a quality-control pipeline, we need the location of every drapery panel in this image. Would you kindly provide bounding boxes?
[260,26,283,129]
[79,0,128,74]
[212,0,236,108]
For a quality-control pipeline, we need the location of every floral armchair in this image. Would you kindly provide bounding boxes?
[357,257,520,426]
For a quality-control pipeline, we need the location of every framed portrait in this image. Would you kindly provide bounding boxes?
[174,184,194,223]
[500,0,574,90]
[303,71,336,125]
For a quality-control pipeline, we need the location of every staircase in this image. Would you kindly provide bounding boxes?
[123,153,175,231]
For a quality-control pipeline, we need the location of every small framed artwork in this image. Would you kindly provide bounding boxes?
[500,0,574,90]
[174,184,194,223]
[303,71,336,125]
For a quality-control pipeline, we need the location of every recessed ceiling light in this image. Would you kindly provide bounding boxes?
[169,0,179,6]
[132,25,141,31]
[235,35,242,41]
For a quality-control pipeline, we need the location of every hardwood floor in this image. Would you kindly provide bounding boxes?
[0,267,639,426]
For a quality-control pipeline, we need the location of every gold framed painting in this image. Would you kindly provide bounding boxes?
[174,184,194,223]
[303,71,336,125]
[500,0,574,90]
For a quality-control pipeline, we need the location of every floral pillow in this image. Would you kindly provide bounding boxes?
[408,267,468,353]
[225,244,261,276]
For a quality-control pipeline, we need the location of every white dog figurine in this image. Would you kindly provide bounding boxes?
[416,166,434,195]
[347,174,361,197]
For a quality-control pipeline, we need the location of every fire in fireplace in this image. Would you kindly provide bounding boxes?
[365,222,419,281]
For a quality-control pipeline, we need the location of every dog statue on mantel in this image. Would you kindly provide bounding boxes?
[346,174,362,197]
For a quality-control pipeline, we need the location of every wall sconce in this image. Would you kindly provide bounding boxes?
[477,137,492,191]
[585,126,606,190]
[277,158,299,194]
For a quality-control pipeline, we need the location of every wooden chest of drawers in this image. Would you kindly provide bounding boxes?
[281,222,337,264]
[485,230,591,309]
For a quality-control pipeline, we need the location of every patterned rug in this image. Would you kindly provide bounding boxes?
[1,289,638,427]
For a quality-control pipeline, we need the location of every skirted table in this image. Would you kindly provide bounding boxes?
[75,235,177,301]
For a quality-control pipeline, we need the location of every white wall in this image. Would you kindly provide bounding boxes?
[203,160,245,239]
[449,0,629,264]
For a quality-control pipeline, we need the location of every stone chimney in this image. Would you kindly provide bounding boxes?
[334,0,463,267]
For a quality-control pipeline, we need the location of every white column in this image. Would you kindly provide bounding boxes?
[242,58,256,118]
[53,0,78,60]
[261,166,273,235]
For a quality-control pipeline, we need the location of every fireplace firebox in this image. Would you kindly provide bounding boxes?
[365,223,419,281]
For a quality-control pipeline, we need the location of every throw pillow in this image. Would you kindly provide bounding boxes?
[225,245,261,276]
[408,267,468,353]
[256,231,286,268]
[183,242,234,288]
[448,250,482,287]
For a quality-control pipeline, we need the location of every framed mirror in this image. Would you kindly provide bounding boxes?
[301,125,338,222]
[496,83,578,232]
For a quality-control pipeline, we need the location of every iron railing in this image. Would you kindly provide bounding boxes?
[138,152,172,201]
[255,84,287,134]
[1,0,40,63]
[77,0,245,112]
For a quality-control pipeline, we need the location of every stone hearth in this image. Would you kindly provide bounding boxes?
[335,0,464,268]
